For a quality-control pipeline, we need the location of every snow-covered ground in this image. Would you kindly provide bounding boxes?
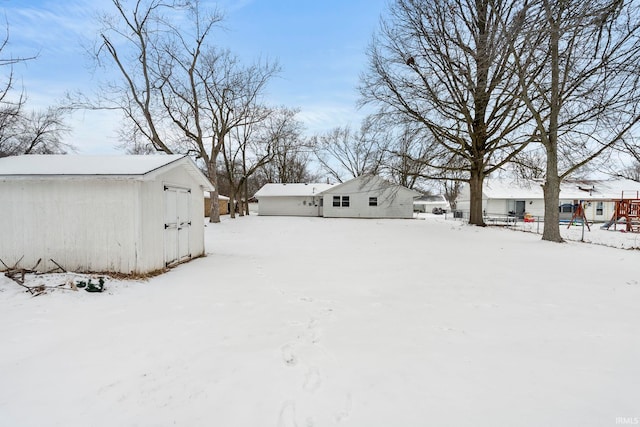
[1,214,639,427]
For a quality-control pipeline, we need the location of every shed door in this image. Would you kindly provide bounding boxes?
[164,185,192,267]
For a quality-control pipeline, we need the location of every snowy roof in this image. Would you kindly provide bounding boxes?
[204,191,230,201]
[483,179,545,199]
[415,195,448,203]
[0,154,188,176]
[254,183,336,197]
[483,178,640,200]
[0,154,214,191]
[321,175,422,197]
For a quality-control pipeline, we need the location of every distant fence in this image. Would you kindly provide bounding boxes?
[450,210,545,234]
[444,210,640,249]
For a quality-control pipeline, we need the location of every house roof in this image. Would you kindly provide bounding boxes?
[0,154,214,190]
[254,183,336,197]
[483,179,545,199]
[320,175,422,197]
[483,178,640,200]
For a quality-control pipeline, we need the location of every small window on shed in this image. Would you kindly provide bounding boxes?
[596,201,604,215]
[342,196,350,207]
[369,197,378,207]
[333,196,341,207]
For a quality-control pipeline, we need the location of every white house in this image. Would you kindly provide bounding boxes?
[254,183,336,216]
[0,154,213,275]
[254,176,421,219]
[456,178,640,222]
[321,175,421,219]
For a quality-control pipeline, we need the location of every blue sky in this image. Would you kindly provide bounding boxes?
[2,0,389,153]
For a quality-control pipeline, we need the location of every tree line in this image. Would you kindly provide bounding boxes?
[2,0,640,242]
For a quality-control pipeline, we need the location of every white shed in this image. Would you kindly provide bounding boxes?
[254,183,336,216]
[321,175,421,219]
[0,154,213,275]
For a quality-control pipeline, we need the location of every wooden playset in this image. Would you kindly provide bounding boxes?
[601,191,640,233]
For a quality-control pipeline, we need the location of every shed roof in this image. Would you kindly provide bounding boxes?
[0,154,185,175]
[254,183,336,197]
[0,154,214,190]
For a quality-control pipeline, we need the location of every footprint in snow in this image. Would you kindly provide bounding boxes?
[281,343,297,367]
[334,393,353,423]
[278,400,298,427]
[303,367,322,392]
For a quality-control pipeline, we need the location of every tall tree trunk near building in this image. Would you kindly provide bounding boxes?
[468,167,485,226]
[208,160,221,223]
[243,179,250,216]
[541,9,563,242]
[542,165,563,242]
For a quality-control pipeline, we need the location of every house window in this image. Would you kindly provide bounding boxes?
[342,196,350,207]
[596,201,604,216]
[332,196,340,207]
[369,197,378,207]
[559,203,574,213]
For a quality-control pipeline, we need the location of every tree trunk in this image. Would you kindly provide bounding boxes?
[238,198,245,217]
[542,173,563,242]
[229,193,236,219]
[243,179,250,216]
[541,5,563,243]
[208,159,221,223]
[468,167,485,226]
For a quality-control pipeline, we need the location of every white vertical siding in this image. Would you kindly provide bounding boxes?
[0,164,207,275]
[138,166,207,272]
[257,196,321,216]
[322,177,417,219]
[0,178,139,273]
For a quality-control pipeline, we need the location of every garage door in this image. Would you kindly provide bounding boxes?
[164,185,191,267]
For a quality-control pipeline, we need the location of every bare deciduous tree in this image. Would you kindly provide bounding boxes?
[1,108,72,156]
[220,106,295,218]
[618,162,640,182]
[511,0,640,242]
[256,108,319,184]
[360,0,535,225]
[510,147,547,180]
[86,0,279,222]
[384,123,442,190]
[0,24,70,157]
[313,116,388,183]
